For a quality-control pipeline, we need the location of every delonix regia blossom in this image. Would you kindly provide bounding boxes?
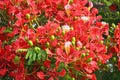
[0,0,119,80]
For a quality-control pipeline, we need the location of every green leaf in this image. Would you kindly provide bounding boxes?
[34,46,41,53]
[14,56,20,63]
[50,58,56,68]
[3,27,12,33]
[41,50,47,61]
[25,50,31,59]
[29,52,33,59]
[57,62,65,72]
[32,53,37,61]
[64,74,72,80]
[28,40,33,47]
[37,52,42,60]
[28,58,33,65]
[28,48,33,59]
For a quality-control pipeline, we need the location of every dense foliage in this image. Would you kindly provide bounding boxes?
[90,0,120,24]
[89,0,120,80]
[0,0,119,80]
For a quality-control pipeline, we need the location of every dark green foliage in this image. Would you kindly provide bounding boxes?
[25,47,47,65]
[0,10,9,26]
[95,70,120,80]
[90,0,120,25]
[0,74,14,80]
[37,12,48,26]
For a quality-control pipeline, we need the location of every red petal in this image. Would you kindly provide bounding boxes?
[0,68,7,76]
[37,71,45,79]
[44,60,51,68]
[48,77,54,80]
[58,69,66,77]
[87,74,96,80]
[109,4,117,11]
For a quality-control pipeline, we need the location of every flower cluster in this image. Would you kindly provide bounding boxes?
[0,0,116,80]
[109,23,120,70]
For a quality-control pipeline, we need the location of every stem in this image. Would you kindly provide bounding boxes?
[34,18,40,27]
[0,11,8,21]
[30,22,36,31]
[26,66,40,75]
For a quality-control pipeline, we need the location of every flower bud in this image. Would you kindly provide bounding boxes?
[72,41,75,46]
[34,46,41,53]
[69,0,73,4]
[62,30,65,36]
[70,27,74,30]
[116,11,119,16]
[26,14,30,19]
[46,42,50,48]
[81,53,86,58]
[112,23,116,28]
[72,37,76,46]
[72,37,76,42]
[82,46,86,50]
[100,41,104,44]
[86,58,92,63]
[28,40,33,47]
[72,78,75,80]
[65,41,71,55]
[50,35,55,41]
[86,52,89,56]
[112,57,117,62]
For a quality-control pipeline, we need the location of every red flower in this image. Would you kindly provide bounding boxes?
[98,54,111,63]
[90,27,103,40]
[110,46,118,53]
[37,71,45,80]
[58,69,66,77]
[91,8,98,15]
[44,60,51,68]
[118,58,120,70]
[0,27,6,34]
[0,68,7,76]
[9,64,25,80]
[12,37,29,50]
[0,40,1,53]
[0,0,115,79]
[51,39,58,47]
[109,4,117,11]
[0,1,5,9]
[87,74,96,80]
[83,61,98,74]
[114,27,120,39]
[7,27,19,37]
